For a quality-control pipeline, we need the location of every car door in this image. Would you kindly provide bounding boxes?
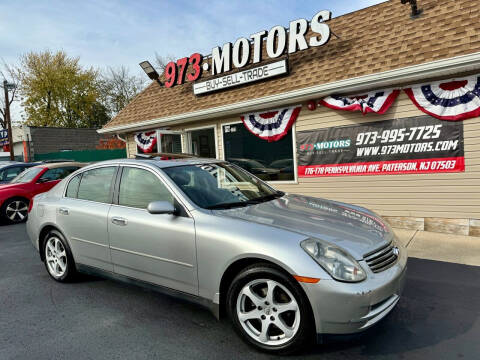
[108,165,197,295]
[56,166,118,271]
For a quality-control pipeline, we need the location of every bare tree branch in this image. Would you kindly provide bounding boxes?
[0,59,21,129]
[154,53,176,73]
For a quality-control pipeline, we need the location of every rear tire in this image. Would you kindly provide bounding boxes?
[226,263,313,354]
[43,230,76,282]
[1,197,29,224]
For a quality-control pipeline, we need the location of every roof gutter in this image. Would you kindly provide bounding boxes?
[98,51,480,134]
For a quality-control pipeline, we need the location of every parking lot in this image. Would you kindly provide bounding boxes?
[1,222,479,360]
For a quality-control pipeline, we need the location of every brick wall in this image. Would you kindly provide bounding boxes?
[30,127,102,155]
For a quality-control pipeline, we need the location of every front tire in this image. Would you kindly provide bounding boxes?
[227,263,313,354]
[1,197,29,224]
[43,230,76,282]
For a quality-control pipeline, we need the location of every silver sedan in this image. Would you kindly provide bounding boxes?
[26,158,407,354]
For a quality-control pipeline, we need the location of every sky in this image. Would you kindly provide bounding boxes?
[0,0,386,122]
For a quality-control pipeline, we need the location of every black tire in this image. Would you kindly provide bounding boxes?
[1,197,29,224]
[226,263,314,354]
[42,230,76,282]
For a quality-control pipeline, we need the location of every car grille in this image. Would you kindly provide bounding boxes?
[364,241,398,273]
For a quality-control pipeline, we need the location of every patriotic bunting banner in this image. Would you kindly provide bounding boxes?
[135,131,157,153]
[404,76,480,121]
[320,89,400,115]
[241,105,302,142]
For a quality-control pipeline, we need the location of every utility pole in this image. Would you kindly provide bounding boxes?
[3,80,14,161]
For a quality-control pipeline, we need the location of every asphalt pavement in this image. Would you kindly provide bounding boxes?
[0,223,479,360]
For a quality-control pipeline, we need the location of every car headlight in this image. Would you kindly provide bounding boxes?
[301,238,366,283]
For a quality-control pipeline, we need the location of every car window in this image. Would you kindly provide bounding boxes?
[66,174,81,198]
[0,166,24,182]
[40,167,79,182]
[119,167,174,209]
[164,163,280,209]
[77,167,116,203]
[10,167,44,183]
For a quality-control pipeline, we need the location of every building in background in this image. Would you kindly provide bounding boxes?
[11,126,126,162]
[99,0,480,237]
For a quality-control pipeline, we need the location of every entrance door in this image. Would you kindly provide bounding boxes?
[187,128,216,158]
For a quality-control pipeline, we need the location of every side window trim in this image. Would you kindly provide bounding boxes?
[64,165,119,204]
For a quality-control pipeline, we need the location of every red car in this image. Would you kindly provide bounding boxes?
[0,162,84,223]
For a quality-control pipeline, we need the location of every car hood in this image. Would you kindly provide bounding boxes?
[212,194,393,260]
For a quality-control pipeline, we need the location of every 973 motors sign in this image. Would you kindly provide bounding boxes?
[297,116,464,177]
[161,10,332,94]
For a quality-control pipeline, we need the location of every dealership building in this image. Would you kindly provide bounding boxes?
[99,0,480,237]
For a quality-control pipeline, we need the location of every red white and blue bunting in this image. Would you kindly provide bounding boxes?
[320,89,400,115]
[404,76,480,121]
[241,105,302,142]
[135,131,157,153]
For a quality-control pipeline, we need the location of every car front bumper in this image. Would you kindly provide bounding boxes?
[302,243,407,336]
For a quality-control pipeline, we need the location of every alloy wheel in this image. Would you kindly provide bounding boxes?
[5,200,28,222]
[45,237,68,278]
[236,279,300,346]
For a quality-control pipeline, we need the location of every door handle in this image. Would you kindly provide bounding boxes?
[111,217,128,226]
[58,207,69,215]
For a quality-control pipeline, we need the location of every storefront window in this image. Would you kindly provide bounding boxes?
[160,134,182,153]
[222,123,294,181]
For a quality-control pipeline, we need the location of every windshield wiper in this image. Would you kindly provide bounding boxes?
[247,191,285,204]
[206,191,285,210]
[205,202,251,210]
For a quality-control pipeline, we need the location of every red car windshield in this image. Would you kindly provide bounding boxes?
[10,167,43,184]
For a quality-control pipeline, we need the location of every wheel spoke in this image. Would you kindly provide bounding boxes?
[17,212,25,220]
[55,239,62,252]
[240,286,264,307]
[273,317,295,338]
[57,259,66,271]
[258,322,270,342]
[265,280,276,305]
[276,301,298,314]
[47,242,55,254]
[238,309,262,322]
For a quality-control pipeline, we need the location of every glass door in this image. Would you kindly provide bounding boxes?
[186,128,216,158]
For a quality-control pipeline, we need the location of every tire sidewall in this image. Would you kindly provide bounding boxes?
[43,230,76,282]
[227,264,313,354]
[1,197,29,224]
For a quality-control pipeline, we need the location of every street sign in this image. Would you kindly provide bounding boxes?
[0,129,9,146]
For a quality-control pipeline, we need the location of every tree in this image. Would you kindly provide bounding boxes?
[18,50,107,128]
[98,66,146,117]
[0,60,21,130]
[154,53,176,73]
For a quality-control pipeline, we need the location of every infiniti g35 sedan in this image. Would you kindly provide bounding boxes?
[27,158,407,354]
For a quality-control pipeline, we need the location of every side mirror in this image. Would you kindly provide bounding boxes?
[147,201,176,215]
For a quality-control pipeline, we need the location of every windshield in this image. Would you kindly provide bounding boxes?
[10,167,43,184]
[163,163,283,209]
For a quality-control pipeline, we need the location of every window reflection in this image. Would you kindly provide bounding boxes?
[223,124,294,181]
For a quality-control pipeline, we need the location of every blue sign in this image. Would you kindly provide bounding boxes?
[0,129,8,146]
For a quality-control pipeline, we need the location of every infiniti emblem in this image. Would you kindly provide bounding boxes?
[392,247,400,256]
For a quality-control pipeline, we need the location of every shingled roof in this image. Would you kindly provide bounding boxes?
[102,0,480,131]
